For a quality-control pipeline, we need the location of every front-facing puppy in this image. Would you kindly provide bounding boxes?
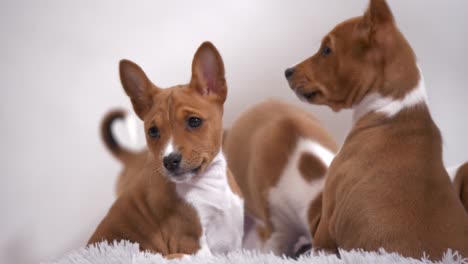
[285,0,468,260]
[88,42,243,257]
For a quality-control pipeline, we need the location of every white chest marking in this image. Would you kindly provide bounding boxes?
[266,139,335,253]
[176,152,244,255]
[353,70,428,124]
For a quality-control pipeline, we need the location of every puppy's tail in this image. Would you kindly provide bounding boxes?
[101,109,137,164]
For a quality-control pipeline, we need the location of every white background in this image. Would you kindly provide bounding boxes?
[1,0,467,263]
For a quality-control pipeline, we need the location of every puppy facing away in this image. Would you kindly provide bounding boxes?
[88,42,244,257]
[448,162,468,212]
[285,0,468,259]
[223,100,338,256]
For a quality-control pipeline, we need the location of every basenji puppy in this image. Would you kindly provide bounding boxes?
[223,100,338,256]
[448,162,468,212]
[88,42,244,257]
[285,0,468,259]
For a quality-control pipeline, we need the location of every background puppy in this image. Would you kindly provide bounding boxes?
[88,42,243,257]
[224,100,337,256]
[285,0,468,259]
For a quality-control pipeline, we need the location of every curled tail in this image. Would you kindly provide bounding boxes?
[101,109,137,164]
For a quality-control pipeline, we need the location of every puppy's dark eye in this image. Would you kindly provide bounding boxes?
[148,126,160,138]
[322,45,332,56]
[187,117,203,129]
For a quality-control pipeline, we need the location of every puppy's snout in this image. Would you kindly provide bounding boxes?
[285,67,296,79]
[163,153,182,172]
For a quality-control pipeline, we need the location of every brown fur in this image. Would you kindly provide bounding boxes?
[307,192,323,241]
[299,153,327,182]
[223,100,337,254]
[286,0,468,259]
[227,168,243,198]
[113,151,148,196]
[89,42,238,257]
[453,163,468,212]
[88,161,203,254]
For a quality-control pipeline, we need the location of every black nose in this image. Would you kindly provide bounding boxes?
[285,67,295,79]
[163,153,182,172]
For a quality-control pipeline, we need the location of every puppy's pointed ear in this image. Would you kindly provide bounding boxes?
[190,42,227,103]
[119,59,158,120]
[364,0,394,26]
[357,0,396,59]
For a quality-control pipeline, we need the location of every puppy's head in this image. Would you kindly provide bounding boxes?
[120,42,227,183]
[285,0,418,111]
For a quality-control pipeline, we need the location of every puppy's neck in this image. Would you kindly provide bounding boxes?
[352,68,428,124]
[175,151,228,206]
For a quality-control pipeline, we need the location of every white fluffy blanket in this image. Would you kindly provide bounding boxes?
[45,241,467,264]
